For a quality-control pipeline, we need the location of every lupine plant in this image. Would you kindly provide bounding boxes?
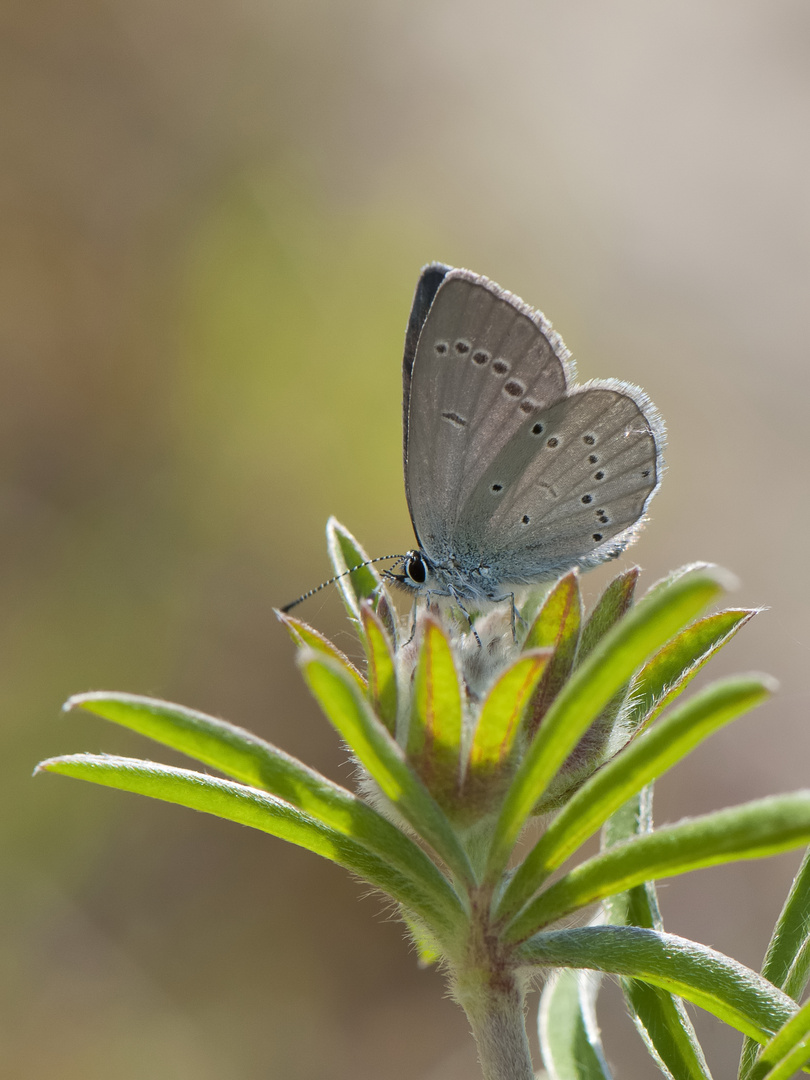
[37,518,810,1079]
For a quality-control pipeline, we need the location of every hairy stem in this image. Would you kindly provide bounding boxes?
[456,969,534,1080]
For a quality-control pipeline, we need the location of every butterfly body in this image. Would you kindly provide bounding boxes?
[393,264,664,606]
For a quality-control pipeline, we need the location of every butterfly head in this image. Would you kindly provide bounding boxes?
[385,549,434,595]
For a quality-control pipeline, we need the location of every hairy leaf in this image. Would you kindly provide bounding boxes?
[506,792,810,939]
[301,652,475,884]
[518,926,796,1044]
[486,566,728,882]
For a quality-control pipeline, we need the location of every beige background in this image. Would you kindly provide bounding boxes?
[4,2,810,1076]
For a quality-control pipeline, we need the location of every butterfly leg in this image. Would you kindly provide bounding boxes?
[447,587,482,648]
[402,593,447,648]
[489,592,521,643]
[401,601,419,647]
[502,592,518,643]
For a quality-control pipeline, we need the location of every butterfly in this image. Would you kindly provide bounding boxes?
[390,264,664,613]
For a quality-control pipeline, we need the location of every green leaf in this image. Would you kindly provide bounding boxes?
[499,675,774,919]
[561,569,659,809]
[602,789,713,1080]
[326,516,384,625]
[63,692,462,924]
[576,568,639,666]
[572,567,639,763]
[523,572,581,653]
[746,997,810,1080]
[408,619,463,800]
[373,587,399,646]
[360,605,398,735]
[753,1041,810,1080]
[36,754,461,933]
[740,848,810,1079]
[761,847,810,1000]
[277,611,367,690]
[601,789,662,935]
[602,787,654,871]
[626,609,755,735]
[538,967,614,1079]
[504,792,810,940]
[485,566,728,884]
[469,650,551,778]
[517,926,797,1044]
[401,909,442,968]
[300,652,476,885]
[516,583,554,634]
[623,981,714,1080]
[522,572,582,734]
[643,563,722,603]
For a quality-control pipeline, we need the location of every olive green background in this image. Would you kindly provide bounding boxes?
[4,2,810,1076]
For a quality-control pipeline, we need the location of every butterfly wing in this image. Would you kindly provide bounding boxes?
[404,268,573,556]
[453,382,664,581]
[402,263,451,460]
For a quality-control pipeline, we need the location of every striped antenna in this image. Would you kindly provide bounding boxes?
[280,555,405,613]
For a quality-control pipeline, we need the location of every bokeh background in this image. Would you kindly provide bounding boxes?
[4,2,810,1076]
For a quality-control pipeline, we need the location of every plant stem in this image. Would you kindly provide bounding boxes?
[457,972,534,1080]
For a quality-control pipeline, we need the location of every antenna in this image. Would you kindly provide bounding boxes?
[280,555,404,613]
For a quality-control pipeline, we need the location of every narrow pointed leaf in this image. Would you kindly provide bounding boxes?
[36,754,460,932]
[408,619,463,799]
[523,571,581,653]
[643,563,720,603]
[538,968,614,1079]
[517,583,554,633]
[63,691,460,920]
[601,789,713,1080]
[623,981,714,1080]
[374,588,399,645]
[577,568,639,665]
[469,650,550,776]
[518,926,797,1044]
[523,572,582,733]
[741,848,810,1078]
[753,1041,810,1080]
[565,568,639,800]
[402,909,442,967]
[326,516,384,625]
[626,609,755,734]
[499,675,774,918]
[300,652,476,884]
[601,788,660,934]
[485,567,728,881]
[760,846,810,1000]
[277,612,366,690]
[602,786,654,856]
[746,997,810,1080]
[361,605,398,734]
[505,792,810,940]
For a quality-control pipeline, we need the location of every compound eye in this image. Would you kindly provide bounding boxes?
[406,555,427,584]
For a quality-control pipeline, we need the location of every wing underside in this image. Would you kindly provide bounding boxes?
[402,266,663,583]
[453,385,661,578]
[404,270,572,548]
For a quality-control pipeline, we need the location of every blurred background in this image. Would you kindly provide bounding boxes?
[3,1,810,1076]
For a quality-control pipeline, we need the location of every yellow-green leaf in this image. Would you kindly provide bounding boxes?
[409,619,463,800]
[469,650,551,776]
[523,571,582,733]
[361,604,398,734]
[277,611,366,691]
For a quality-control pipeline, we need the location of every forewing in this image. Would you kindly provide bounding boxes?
[402,263,451,459]
[454,383,663,580]
[404,270,571,553]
